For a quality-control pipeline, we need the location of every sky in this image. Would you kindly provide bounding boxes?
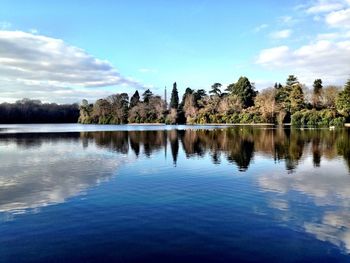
[0,0,350,103]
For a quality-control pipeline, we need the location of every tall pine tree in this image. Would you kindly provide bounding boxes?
[170,82,179,109]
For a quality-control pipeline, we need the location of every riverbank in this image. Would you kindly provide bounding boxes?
[126,123,296,127]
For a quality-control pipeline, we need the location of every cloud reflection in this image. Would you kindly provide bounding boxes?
[258,156,350,254]
[0,134,127,216]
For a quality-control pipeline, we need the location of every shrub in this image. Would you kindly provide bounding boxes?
[291,109,345,127]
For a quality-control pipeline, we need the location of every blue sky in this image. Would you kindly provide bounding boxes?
[0,0,349,103]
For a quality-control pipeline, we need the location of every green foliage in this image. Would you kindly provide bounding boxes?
[193,89,206,105]
[336,79,350,117]
[313,79,323,95]
[78,99,93,124]
[291,109,345,127]
[274,82,283,89]
[238,110,263,124]
[312,79,323,109]
[275,76,301,114]
[286,75,299,87]
[209,83,222,97]
[228,76,257,108]
[170,82,179,109]
[289,84,305,114]
[77,76,349,127]
[275,85,290,106]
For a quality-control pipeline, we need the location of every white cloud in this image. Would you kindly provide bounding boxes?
[269,29,292,39]
[256,40,350,85]
[256,46,290,66]
[0,30,139,88]
[326,8,350,27]
[306,0,344,13]
[0,30,144,103]
[317,32,340,39]
[0,79,116,104]
[260,0,350,85]
[302,0,350,28]
[316,31,350,39]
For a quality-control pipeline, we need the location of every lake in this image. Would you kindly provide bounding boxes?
[1,124,350,262]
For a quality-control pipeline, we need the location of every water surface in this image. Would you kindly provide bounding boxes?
[1,125,350,262]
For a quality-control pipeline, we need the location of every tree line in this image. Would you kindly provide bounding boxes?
[79,75,350,126]
[0,99,79,124]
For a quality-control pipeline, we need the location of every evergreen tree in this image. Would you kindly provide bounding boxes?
[142,89,153,103]
[289,84,305,114]
[275,75,300,113]
[130,90,140,108]
[228,76,257,108]
[313,79,323,108]
[274,82,283,89]
[209,83,222,96]
[286,75,299,87]
[226,83,235,93]
[336,79,350,116]
[313,79,323,95]
[193,89,207,107]
[170,82,179,109]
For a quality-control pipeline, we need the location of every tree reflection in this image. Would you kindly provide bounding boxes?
[79,128,350,172]
[2,127,350,219]
[336,129,350,169]
[2,127,350,172]
[129,131,141,157]
[169,130,179,166]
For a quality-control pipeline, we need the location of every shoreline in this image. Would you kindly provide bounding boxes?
[126,123,166,126]
[187,123,276,126]
[128,123,276,126]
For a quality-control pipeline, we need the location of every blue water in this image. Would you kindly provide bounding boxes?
[1,125,350,262]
